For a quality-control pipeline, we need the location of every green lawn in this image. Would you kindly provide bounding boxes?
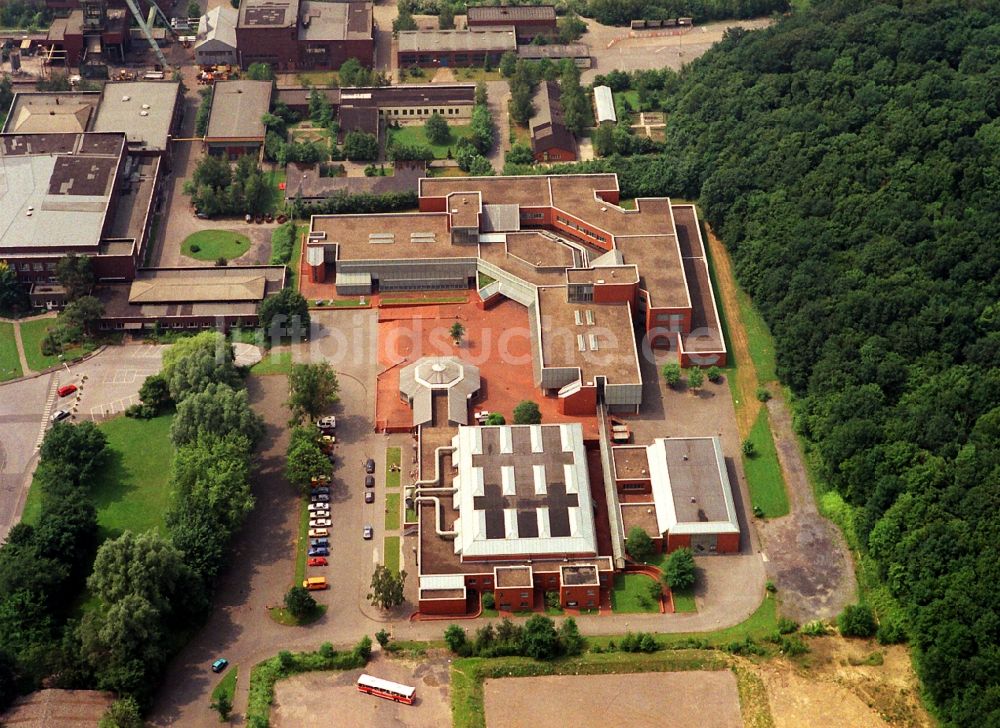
[251,350,295,375]
[384,493,400,530]
[736,286,778,383]
[23,414,176,540]
[0,322,23,381]
[19,317,93,372]
[742,408,790,518]
[264,169,287,216]
[672,587,697,613]
[311,299,370,308]
[296,70,339,86]
[385,447,401,488]
[268,604,327,626]
[477,272,496,289]
[383,535,400,574]
[610,573,660,614]
[287,223,306,290]
[182,230,251,262]
[389,124,473,159]
[212,665,238,704]
[405,504,417,523]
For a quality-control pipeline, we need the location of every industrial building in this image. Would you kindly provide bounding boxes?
[397,28,516,68]
[0,132,158,285]
[195,5,239,67]
[530,81,577,162]
[466,5,557,42]
[235,0,374,70]
[517,43,591,68]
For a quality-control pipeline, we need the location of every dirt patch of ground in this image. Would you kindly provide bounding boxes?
[758,639,932,728]
[703,222,760,438]
[484,671,742,728]
[271,652,450,728]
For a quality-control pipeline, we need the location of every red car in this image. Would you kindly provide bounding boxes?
[57,384,77,397]
[307,557,328,567]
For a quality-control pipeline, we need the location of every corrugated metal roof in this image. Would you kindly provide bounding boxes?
[481,203,521,232]
[398,28,516,53]
[467,5,556,22]
[593,85,616,124]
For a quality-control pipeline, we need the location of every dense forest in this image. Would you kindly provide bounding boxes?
[645,1,999,723]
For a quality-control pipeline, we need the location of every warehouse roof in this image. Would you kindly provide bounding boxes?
[530,81,576,156]
[397,28,516,53]
[206,81,272,140]
[93,82,180,151]
[467,5,556,22]
[239,0,298,28]
[197,4,238,50]
[451,424,598,559]
[518,43,589,60]
[647,437,739,536]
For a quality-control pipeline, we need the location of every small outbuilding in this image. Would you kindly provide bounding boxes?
[530,81,577,163]
[195,4,239,67]
[593,85,616,125]
[399,356,481,427]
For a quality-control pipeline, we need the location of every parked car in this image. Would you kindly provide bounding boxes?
[313,486,330,495]
[309,518,332,528]
[302,576,328,591]
[307,556,328,567]
[363,524,373,540]
[316,416,337,430]
[307,546,329,557]
[57,384,77,397]
[308,503,328,512]
[310,510,330,519]
[211,658,229,673]
[364,475,375,488]
[365,458,376,474]
[364,491,375,504]
[311,494,330,502]
[308,528,329,538]
[310,538,329,547]
[50,409,70,423]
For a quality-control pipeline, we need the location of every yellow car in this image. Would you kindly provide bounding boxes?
[308,528,329,538]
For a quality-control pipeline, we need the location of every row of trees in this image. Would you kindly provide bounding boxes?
[583,0,788,26]
[0,422,108,710]
[289,189,418,219]
[444,615,586,660]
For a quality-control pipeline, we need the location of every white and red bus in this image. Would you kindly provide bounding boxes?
[356,673,416,704]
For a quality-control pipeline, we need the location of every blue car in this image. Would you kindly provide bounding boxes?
[310,538,329,548]
[211,658,229,673]
[313,486,330,495]
[307,546,329,557]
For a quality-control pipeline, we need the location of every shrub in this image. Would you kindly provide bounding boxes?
[625,526,655,563]
[189,243,201,253]
[839,604,878,638]
[765,580,777,592]
[707,365,723,382]
[801,620,829,637]
[444,624,467,653]
[742,439,757,457]
[481,591,495,609]
[780,636,810,656]
[777,617,799,634]
[877,618,907,645]
[544,591,561,610]
[756,386,772,402]
[375,629,390,648]
[319,642,334,658]
[353,635,372,661]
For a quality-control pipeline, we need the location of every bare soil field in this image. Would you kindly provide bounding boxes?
[484,671,742,728]
[271,652,451,728]
[759,640,933,728]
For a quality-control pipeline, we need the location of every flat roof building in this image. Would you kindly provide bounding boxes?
[518,43,591,68]
[616,437,740,554]
[397,28,516,68]
[399,357,481,427]
[205,80,272,157]
[0,132,159,285]
[236,0,373,70]
[92,82,182,154]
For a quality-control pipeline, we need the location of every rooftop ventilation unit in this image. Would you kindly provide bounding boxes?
[369,233,395,244]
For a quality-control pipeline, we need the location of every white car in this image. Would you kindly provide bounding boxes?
[310,494,330,503]
[308,503,328,512]
[309,518,332,528]
[316,416,336,430]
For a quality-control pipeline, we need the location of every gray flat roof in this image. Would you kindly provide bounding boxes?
[206,81,272,140]
[299,0,371,41]
[467,5,555,22]
[93,82,180,151]
[239,0,298,28]
[0,133,123,251]
[398,28,516,53]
